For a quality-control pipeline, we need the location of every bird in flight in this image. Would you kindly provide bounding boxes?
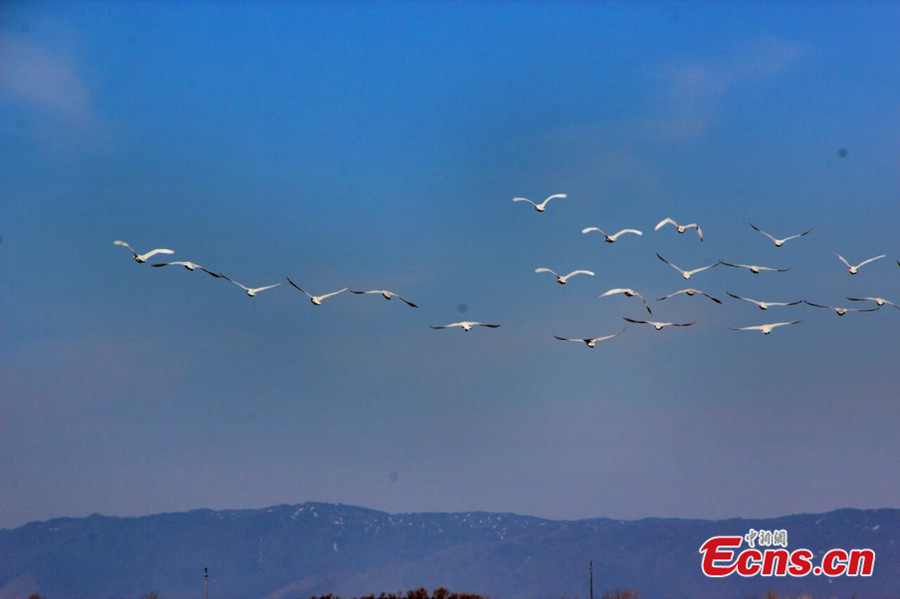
[151,261,226,278]
[833,251,886,275]
[654,218,703,241]
[287,278,347,305]
[349,289,418,308]
[623,317,695,330]
[803,300,880,316]
[597,288,652,314]
[430,321,501,332]
[535,267,595,285]
[226,278,283,297]
[727,292,801,310]
[846,296,899,310]
[581,227,642,243]
[656,288,722,304]
[512,193,566,212]
[554,329,625,347]
[656,253,719,280]
[748,222,811,247]
[729,321,802,335]
[718,260,791,274]
[114,240,174,263]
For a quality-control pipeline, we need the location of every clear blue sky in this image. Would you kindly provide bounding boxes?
[2,1,898,531]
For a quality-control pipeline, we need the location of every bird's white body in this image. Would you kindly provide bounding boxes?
[654,218,703,241]
[727,292,800,310]
[535,267,595,284]
[114,240,174,263]
[748,223,811,247]
[512,193,566,212]
[730,321,802,334]
[656,288,722,304]
[656,253,718,280]
[430,321,501,332]
[833,252,886,275]
[350,289,418,308]
[287,278,347,305]
[554,329,625,347]
[581,227,643,243]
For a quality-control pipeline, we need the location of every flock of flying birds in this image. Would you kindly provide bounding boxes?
[115,193,897,346]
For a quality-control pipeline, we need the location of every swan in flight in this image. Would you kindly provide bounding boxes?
[803,300,880,316]
[718,260,790,274]
[655,253,718,280]
[654,218,703,241]
[512,194,566,212]
[748,223,811,247]
[846,296,899,310]
[656,288,722,304]
[430,321,501,332]
[227,278,282,297]
[554,329,625,347]
[581,227,642,243]
[151,261,226,278]
[726,292,801,310]
[597,288,652,314]
[833,251,886,275]
[114,240,174,263]
[623,317,694,330]
[729,321,802,335]
[349,289,418,308]
[287,277,347,305]
[535,267,595,285]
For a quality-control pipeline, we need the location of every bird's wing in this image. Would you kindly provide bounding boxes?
[614,228,643,238]
[539,193,566,207]
[150,262,172,268]
[623,317,649,325]
[783,229,812,241]
[718,261,741,268]
[254,283,282,293]
[857,254,887,267]
[672,321,695,327]
[803,300,830,309]
[198,267,226,278]
[594,329,626,341]
[534,267,557,276]
[654,218,676,231]
[727,292,753,303]
[656,253,682,272]
[349,289,372,294]
[581,227,602,234]
[702,292,723,304]
[396,295,418,308]
[429,324,449,329]
[749,223,776,242]
[113,240,138,256]
[694,225,703,241]
[476,323,501,328]
[512,197,538,207]
[228,279,251,291]
[554,335,579,342]
[566,270,594,278]
[599,288,627,297]
[833,251,851,267]
[143,248,175,259]
[286,277,313,298]
[318,288,348,301]
[689,263,718,274]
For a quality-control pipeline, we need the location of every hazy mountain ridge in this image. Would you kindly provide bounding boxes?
[1,504,897,599]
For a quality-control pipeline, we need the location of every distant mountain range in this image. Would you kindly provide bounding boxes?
[1,503,897,599]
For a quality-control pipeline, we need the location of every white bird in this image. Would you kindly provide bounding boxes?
[430,321,501,332]
[846,296,899,310]
[654,218,703,241]
[287,277,347,305]
[803,300,880,316]
[151,261,226,278]
[597,288,652,314]
[623,317,694,330]
[729,321,802,335]
[512,193,566,212]
[581,227,643,243]
[727,292,801,310]
[227,278,283,297]
[554,329,625,348]
[656,288,722,304]
[535,267,595,285]
[718,260,791,274]
[349,289,418,308]
[748,222,811,247]
[114,240,174,263]
[655,253,718,280]
[833,251,886,275]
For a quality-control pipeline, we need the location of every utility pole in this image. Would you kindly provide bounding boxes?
[589,560,593,599]
[204,567,208,599]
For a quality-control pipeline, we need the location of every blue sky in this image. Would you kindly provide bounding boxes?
[1,1,899,531]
